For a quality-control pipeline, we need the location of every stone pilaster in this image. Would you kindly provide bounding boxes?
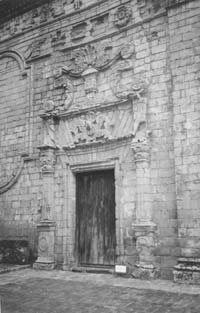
[131,136,159,279]
[33,144,57,270]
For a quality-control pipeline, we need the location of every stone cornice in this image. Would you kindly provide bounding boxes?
[0,0,51,24]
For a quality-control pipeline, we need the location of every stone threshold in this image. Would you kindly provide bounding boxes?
[71,265,114,275]
[0,264,31,274]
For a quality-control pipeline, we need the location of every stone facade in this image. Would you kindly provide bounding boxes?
[0,0,200,281]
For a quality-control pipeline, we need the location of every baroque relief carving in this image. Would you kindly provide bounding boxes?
[114,5,132,28]
[66,41,113,76]
[70,112,113,145]
[110,43,148,101]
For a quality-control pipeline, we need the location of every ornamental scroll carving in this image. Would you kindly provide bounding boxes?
[110,43,149,101]
[0,156,25,194]
[70,112,113,145]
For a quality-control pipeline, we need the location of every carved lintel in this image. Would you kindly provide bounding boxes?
[70,112,114,146]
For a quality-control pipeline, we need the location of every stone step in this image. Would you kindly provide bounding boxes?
[71,265,114,275]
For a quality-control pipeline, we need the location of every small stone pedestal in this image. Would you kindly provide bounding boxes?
[33,220,56,270]
[173,258,200,285]
[132,221,159,279]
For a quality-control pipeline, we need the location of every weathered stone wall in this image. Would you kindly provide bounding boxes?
[0,0,199,279]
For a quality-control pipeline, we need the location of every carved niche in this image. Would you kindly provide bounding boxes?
[114,5,132,28]
[70,112,113,145]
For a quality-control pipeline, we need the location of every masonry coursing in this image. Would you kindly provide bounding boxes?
[0,0,199,281]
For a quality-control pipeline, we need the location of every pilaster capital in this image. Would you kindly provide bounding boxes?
[131,136,150,163]
[38,145,57,174]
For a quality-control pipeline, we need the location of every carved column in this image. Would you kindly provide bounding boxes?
[34,116,57,270]
[131,136,159,279]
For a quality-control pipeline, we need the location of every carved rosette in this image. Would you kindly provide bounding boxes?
[39,146,56,174]
[114,5,132,28]
[131,136,150,163]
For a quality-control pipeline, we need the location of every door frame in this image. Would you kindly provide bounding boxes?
[70,159,124,266]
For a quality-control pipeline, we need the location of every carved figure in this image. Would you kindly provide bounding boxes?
[54,70,74,110]
[40,149,56,173]
[43,118,58,148]
[70,112,113,145]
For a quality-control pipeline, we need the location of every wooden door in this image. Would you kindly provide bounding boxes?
[76,170,116,266]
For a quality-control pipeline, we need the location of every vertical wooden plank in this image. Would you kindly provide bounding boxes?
[76,170,116,266]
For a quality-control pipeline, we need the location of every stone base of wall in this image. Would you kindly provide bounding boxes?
[132,263,160,279]
[173,258,200,285]
[33,257,55,270]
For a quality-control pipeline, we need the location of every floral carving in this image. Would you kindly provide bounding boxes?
[70,112,113,145]
[114,5,132,27]
[67,41,113,76]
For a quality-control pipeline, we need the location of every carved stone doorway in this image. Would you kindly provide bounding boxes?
[75,169,116,266]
